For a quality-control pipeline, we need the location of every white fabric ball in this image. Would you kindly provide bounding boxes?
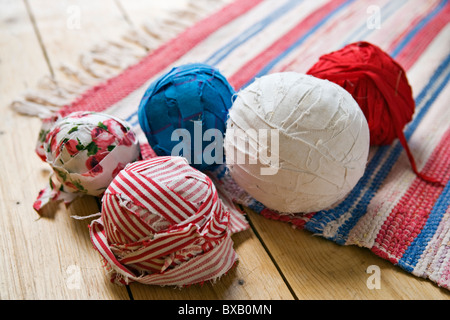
[224,72,370,213]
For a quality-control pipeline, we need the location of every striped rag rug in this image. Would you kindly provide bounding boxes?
[31,0,450,289]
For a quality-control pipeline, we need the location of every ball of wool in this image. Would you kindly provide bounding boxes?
[34,111,140,212]
[89,156,238,286]
[224,72,370,214]
[138,63,235,172]
[307,41,413,146]
[306,41,438,183]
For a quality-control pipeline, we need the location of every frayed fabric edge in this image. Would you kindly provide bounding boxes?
[10,0,230,119]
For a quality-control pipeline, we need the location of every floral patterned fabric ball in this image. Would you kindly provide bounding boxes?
[34,111,140,213]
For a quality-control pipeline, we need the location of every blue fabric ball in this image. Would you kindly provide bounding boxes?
[138,63,235,171]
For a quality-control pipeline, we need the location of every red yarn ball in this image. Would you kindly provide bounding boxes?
[307,41,414,145]
[307,41,439,184]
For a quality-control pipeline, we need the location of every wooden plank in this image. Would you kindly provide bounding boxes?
[0,0,50,299]
[26,0,137,81]
[107,0,295,300]
[128,228,294,300]
[0,0,129,299]
[245,208,450,299]
[8,0,448,300]
[17,0,293,299]
[0,0,128,299]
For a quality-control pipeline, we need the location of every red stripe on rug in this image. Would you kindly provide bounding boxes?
[227,0,348,89]
[59,0,263,117]
[260,208,315,229]
[392,1,450,71]
[236,1,450,232]
[372,128,450,264]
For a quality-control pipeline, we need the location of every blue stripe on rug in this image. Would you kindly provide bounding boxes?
[243,0,357,88]
[303,0,449,238]
[342,0,408,45]
[400,174,450,272]
[127,0,302,126]
[390,0,448,59]
[305,52,450,244]
[204,0,304,66]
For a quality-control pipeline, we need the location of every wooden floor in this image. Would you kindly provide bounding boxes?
[1,0,449,300]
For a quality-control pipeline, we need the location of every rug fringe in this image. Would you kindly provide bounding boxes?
[10,0,230,119]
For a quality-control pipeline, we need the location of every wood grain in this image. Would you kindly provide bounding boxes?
[1,0,449,300]
[0,0,129,299]
[245,208,450,300]
[1,0,293,300]
[25,0,136,82]
[129,230,294,300]
[112,0,294,300]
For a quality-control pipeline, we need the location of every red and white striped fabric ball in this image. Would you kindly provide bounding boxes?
[89,156,246,286]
